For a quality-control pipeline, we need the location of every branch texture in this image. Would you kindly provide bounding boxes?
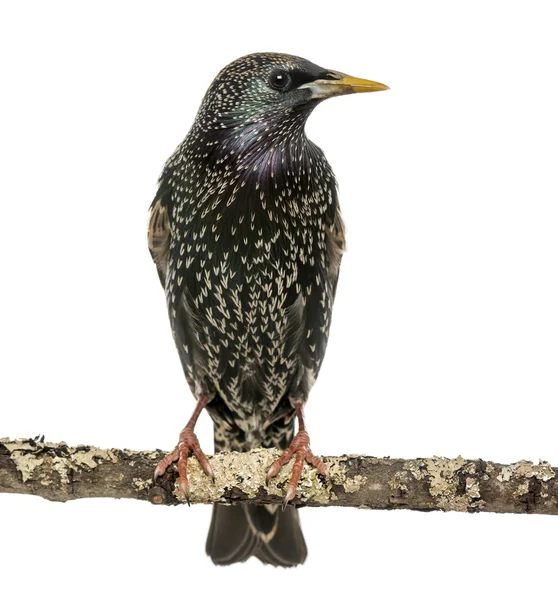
[1,438,557,515]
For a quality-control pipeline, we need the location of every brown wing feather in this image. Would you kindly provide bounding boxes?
[325,203,346,298]
[147,198,171,288]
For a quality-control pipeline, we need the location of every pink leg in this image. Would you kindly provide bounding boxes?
[154,394,213,503]
[266,402,328,509]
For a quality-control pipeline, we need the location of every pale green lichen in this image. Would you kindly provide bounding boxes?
[465,476,481,500]
[405,456,485,512]
[2,439,118,485]
[404,457,557,510]
[500,460,555,482]
[132,477,152,491]
[14,453,45,483]
[343,474,367,494]
[51,456,71,484]
[514,482,530,497]
[496,460,556,499]
[173,448,365,505]
[2,439,46,482]
[497,466,514,483]
[2,440,364,503]
[71,448,118,470]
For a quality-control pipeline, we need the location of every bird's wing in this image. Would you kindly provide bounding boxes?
[287,200,346,391]
[148,191,200,396]
[147,197,171,288]
[325,201,346,300]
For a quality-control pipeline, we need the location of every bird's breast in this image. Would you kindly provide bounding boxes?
[165,144,336,426]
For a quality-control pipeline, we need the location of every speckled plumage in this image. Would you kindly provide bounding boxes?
[150,54,344,452]
[149,53,387,566]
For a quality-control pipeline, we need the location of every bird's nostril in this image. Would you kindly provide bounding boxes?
[325,71,341,81]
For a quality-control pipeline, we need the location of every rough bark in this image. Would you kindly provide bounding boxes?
[1,437,557,515]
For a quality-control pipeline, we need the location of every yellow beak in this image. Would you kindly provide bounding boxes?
[299,71,389,99]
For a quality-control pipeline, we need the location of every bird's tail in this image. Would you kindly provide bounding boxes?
[204,399,305,566]
[206,503,307,567]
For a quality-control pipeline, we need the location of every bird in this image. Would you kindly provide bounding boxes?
[148,52,388,566]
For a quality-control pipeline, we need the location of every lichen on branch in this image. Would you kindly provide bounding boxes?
[1,438,557,515]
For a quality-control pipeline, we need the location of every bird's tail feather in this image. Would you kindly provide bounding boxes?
[206,503,307,567]
[206,398,303,566]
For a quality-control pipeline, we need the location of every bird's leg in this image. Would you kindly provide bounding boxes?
[266,401,328,509]
[153,394,214,503]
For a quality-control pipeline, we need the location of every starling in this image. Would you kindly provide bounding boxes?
[148,52,388,566]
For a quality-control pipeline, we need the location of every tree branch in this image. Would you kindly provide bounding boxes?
[1,438,557,515]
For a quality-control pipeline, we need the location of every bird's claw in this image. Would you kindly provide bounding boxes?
[266,430,328,509]
[153,447,179,481]
[282,485,297,511]
[153,426,213,504]
[179,479,191,506]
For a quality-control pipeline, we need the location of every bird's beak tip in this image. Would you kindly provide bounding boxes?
[335,74,390,94]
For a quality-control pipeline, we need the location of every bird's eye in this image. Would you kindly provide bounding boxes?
[268,70,291,91]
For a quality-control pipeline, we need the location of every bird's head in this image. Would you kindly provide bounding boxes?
[194,52,388,138]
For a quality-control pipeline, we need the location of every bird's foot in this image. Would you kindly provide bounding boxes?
[153,426,214,503]
[266,429,328,509]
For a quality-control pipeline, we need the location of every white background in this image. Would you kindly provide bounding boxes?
[1,0,557,598]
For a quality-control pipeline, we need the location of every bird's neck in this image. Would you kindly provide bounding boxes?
[195,106,311,158]
[166,103,334,232]
[185,114,318,194]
